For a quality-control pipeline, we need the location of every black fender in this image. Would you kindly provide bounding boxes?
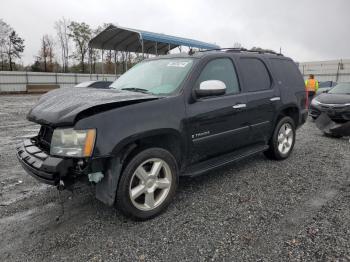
[95,155,122,206]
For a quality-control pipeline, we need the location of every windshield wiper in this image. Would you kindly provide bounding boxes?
[121,87,151,94]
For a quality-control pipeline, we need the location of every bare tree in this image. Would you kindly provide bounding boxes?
[233,42,242,48]
[91,23,111,73]
[38,35,55,72]
[0,19,12,70]
[55,17,70,72]
[68,21,92,73]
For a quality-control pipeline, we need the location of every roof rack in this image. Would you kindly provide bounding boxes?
[198,47,284,56]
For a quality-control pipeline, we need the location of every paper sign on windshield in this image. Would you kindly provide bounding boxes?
[167,61,190,67]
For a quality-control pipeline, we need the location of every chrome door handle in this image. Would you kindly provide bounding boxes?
[270,97,281,101]
[232,103,247,109]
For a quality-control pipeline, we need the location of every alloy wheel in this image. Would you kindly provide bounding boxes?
[277,123,294,155]
[129,158,172,211]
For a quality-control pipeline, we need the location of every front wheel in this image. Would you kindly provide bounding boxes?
[264,116,296,160]
[115,148,178,220]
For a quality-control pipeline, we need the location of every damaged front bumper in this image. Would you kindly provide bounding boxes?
[16,138,108,187]
[309,104,350,122]
[315,113,350,137]
[16,137,120,206]
[16,139,74,185]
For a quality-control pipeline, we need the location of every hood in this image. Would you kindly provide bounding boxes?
[27,87,158,126]
[316,93,350,105]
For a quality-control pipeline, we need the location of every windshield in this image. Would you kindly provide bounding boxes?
[110,58,194,95]
[328,83,350,94]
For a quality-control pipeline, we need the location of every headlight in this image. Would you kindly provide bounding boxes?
[311,99,321,106]
[50,128,96,157]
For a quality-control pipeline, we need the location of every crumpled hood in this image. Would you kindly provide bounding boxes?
[27,87,158,126]
[316,93,350,104]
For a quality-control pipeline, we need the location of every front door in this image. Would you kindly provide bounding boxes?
[185,57,251,164]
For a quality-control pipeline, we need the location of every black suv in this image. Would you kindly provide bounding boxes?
[16,50,307,219]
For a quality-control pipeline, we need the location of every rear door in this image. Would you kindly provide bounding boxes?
[269,58,307,123]
[237,57,279,144]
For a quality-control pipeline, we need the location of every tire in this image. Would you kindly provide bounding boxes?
[323,132,342,139]
[115,148,178,220]
[264,116,296,160]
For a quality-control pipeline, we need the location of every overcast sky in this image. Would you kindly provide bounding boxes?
[1,0,350,65]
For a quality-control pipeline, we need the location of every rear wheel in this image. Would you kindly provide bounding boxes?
[115,148,178,220]
[264,116,296,160]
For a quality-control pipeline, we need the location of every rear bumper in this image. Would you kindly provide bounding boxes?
[16,139,73,186]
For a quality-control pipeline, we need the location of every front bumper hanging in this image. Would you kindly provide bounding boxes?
[315,113,350,137]
[16,139,73,185]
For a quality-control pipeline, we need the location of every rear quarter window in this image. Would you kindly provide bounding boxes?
[269,59,304,87]
[239,58,272,92]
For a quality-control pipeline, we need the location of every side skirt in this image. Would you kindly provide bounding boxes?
[181,144,269,177]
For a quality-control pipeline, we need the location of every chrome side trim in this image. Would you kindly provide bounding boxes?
[193,126,249,143]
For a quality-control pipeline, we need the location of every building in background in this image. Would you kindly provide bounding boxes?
[298,59,350,82]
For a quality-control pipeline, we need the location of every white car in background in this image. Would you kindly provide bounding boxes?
[75,80,113,89]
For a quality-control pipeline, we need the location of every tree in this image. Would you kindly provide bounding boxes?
[55,17,70,72]
[0,19,11,70]
[233,42,242,48]
[31,59,41,72]
[4,30,25,71]
[94,23,117,74]
[250,46,276,53]
[68,21,92,73]
[38,34,55,72]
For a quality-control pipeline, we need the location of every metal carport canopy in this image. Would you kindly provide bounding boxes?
[89,25,220,55]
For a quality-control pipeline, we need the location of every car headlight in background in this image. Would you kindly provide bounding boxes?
[50,128,96,157]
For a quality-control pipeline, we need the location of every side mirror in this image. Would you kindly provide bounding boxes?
[195,80,226,98]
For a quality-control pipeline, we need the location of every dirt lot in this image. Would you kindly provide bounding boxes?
[0,94,349,262]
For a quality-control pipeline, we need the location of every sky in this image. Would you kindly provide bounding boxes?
[1,0,350,65]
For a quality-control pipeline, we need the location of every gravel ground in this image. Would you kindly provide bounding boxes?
[0,94,349,262]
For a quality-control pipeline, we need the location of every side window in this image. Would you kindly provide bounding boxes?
[239,58,271,92]
[269,58,304,87]
[197,58,240,95]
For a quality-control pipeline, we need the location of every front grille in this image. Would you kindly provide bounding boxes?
[37,125,54,153]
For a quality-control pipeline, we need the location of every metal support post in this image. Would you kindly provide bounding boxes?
[114,51,117,75]
[141,38,144,59]
[89,48,92,76]
[101,49,104,76]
